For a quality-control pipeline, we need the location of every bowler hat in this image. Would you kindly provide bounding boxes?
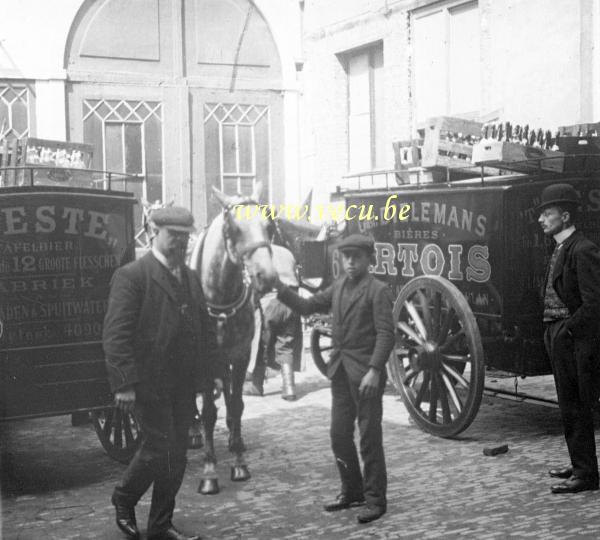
[337,234,375,254]
[150,206,196,233]
[537,183,580,211]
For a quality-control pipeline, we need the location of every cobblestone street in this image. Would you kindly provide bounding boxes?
[2,361,600,540]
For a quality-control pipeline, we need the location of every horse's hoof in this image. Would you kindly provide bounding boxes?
[230,465,251,482]
[188,435,204,449]
[198,478,220,495]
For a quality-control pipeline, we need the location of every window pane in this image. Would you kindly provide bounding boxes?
[254,114,270,204]
[348,53,370,115]
[240,177,254,196]
[0,100,10,134]
[414,10,446,121]
[11,99,28,136]
[105,123,123,172]
[83,113,104,170]
[145,116,163,203]
[238,125,253,173]
[222,124,237,174]
[372,47,385,168]
[124,123,142,174]
[449,2,480,115]
[348,114,371,172]
[223,176,238,195]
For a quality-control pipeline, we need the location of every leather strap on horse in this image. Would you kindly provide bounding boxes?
[201,198,269,346]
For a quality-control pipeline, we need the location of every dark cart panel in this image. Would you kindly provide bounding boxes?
[0,187,136,420]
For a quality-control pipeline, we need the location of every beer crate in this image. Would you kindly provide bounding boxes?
[472,140,564,173]
[393,139,422,169]
[421,116,483,169]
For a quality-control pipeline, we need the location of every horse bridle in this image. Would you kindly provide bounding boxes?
[206,198,272,345]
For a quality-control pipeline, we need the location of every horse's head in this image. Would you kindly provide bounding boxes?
[212,183,277,294]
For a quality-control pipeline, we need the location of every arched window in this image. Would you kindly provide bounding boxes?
[66,0,283,225]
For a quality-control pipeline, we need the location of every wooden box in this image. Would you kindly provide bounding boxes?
[472,140,564,173]
[558,136,600,173]
[421,116,483,169]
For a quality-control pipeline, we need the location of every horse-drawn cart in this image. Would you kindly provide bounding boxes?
[300,141,600,438]
[0,162,142,462]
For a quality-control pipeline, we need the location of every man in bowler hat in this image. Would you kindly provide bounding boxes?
[538,183,600,493]
[103,206,221,539]
[274,233,394,523]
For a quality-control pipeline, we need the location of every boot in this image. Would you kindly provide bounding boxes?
[281,363,296,401]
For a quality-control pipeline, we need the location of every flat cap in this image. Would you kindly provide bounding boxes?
[537,183,580,211]
[150,206,196,233]
[337,233,375,254]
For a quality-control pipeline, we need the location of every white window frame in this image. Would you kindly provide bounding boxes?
[411,0,480,126]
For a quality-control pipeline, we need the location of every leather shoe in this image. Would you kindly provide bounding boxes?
[551,477,599,494]
[548,466,573,479]
[357,505,386,524]
[323,493,365,512]
[114,504,139,539]
[148,525,202,540]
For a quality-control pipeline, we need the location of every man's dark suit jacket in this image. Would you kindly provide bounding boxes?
[103,252,219,397]
[278,273,394,383]
[544,230,600,339]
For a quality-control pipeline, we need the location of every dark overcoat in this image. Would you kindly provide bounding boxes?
[278,273,394,382]
[102,252,219,396]
[544,230,600,339]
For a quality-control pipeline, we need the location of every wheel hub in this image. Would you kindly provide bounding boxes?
[410,341,441,371]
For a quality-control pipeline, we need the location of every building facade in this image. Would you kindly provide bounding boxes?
[0,0,303,226]
[1,0,599,225]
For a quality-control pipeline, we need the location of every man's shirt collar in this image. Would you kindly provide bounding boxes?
[553,225,576,245]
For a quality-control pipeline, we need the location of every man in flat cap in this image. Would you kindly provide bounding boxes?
[103,206,221,540]
[537,183,600,494]
[274,233,394,523]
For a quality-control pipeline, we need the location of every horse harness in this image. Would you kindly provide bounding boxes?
[202,198,271,346]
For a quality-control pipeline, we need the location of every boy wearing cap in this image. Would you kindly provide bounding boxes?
[103,206,221,540]
[274,233,394,523]
[537,183,600,494]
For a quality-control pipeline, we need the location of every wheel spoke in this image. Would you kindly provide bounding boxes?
[437,308,455,347]
[123,415,135,447]
[414,371,431,409]
[113,409,123,449]
[320,345,333,352]
[416,290,432,337]
[402,368,418,386]
[442,353,471,364]
[405,301,427,340]
[395,347,410,356]
[436,372,452,423]
[102,409,114,438]
[428,371,439,423]
[440,329,465,352]
[443,363,469,389]
[432,292,442,340]
[441,372,463,412]
[397,321,425,345]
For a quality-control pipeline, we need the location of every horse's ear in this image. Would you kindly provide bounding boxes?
[251,181,263,202]
[212,186,234,208]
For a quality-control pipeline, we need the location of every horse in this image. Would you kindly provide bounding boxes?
[189,183,277,494]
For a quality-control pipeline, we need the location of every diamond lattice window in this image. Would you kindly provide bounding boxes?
[204,103,270,199]
[0,81,34,140]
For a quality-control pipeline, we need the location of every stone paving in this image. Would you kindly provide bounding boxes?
[2,361,600,540]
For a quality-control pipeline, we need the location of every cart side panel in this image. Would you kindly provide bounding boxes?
[500,177,600,375]
[0,189,136,419]
[342,188,505,324]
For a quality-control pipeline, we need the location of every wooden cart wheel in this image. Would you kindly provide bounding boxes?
[91,407,141,464]
[310,318,332,378]
[387,275,484,438]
